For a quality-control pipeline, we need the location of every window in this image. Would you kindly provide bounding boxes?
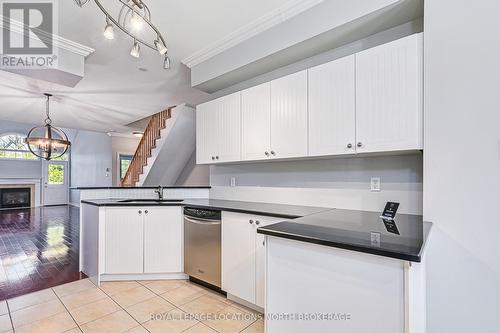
[48,164,65,184]
[0,134,37,160]
[119,154,133,180]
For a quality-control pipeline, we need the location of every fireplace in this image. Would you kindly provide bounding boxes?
[0,188,31,209]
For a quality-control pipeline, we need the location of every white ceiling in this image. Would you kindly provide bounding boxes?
[0,0,292,133]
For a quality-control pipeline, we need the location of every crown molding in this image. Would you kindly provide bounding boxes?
[0,17,95,57]
[181,0,324,68]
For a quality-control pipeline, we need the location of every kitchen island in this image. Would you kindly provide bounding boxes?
[258,209,431,333]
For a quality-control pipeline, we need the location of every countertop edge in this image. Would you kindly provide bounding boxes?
[80,200,316,219]
[257,228,422,263]
[72,186,211,190]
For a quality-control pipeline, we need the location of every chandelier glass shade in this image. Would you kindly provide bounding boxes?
[25,94,71,161]
[74,0,170,69]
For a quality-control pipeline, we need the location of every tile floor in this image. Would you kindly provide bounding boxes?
[0,206,84,300]
[0,278,264,333]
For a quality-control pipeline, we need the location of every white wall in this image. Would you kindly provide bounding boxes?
[210,154,423,214]
[0,120,43,179]
[175,152,210,186]
[423,1,500,332]
[111,136,140,186]
[191,0,422,91]
[70,131,112,188]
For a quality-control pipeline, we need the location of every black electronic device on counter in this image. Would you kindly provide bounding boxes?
[380,202,400,220]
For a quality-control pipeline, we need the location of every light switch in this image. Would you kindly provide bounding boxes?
[230,177,236,187]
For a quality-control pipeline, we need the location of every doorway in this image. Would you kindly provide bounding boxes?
[42,160,69,205]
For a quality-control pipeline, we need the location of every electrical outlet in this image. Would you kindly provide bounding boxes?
[371,232,381,247]
[230,177,236,187]
[370,177,381,192]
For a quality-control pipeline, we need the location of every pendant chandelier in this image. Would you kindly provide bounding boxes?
[74,0,171,69]
[25,94,71,161]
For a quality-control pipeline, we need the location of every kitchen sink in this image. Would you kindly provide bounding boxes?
[118,199,184,203]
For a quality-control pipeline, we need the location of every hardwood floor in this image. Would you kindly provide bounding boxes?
[0,205,84,301]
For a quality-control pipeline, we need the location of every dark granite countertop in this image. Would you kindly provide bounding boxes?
[257,209,428,262]
[81,199,329,219]
[72,186,211,190]
[81,198,428,261]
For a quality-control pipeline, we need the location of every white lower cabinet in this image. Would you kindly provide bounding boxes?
[144,207,183,273]
[104,206,183,275]
[254,231,267,308]
[222,211,284,308]
[105,207,144,274]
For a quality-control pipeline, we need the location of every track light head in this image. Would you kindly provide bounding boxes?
[103,19,114,40]
[130,40,140,58]
[163,55,171,69]
[155,39,168,55]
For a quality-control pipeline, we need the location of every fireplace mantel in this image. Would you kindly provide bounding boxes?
[0,179,41,207]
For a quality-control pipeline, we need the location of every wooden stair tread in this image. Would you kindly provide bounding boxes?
[120,107,174,187]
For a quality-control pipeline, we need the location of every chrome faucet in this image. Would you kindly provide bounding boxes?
[155,185,163,200]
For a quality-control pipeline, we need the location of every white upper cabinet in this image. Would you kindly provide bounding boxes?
[196,33,423,164]
[196,100,216,164]
[308,55,356,156]
[196,92,241,164]
[241,82,271,161]
[217,92,242,162]
[355,33,423,153]
[270,70,308,159]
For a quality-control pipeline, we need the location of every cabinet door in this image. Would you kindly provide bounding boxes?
[144,207,183,273]
[270,70,308,159]
[104,208,144,274]
[196,100,217,164]
[241,82,271,161]
[356,33,423,153]
[215,92,241,163]
[308,55,356,156]
[222,212,256,304]
[255,216,285,309]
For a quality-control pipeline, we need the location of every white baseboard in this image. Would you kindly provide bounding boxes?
[100,273,188,282]
[227,293,264,314]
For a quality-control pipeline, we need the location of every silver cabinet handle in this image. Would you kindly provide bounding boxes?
[357,142,363,148]
[249,219,254,225]
[211,156,215,160]
[144,210,148,214]
[138,210,142,214]
[184,216,221,225]
[265,151,270,156]
[255,220,260,226]
[270,151,276,156]
[347,143,353,149]
[216,156,219,160]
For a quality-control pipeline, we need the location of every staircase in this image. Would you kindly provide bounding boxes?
[121,104,196,187]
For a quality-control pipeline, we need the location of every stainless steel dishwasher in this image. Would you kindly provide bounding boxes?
[184,207,221,288]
